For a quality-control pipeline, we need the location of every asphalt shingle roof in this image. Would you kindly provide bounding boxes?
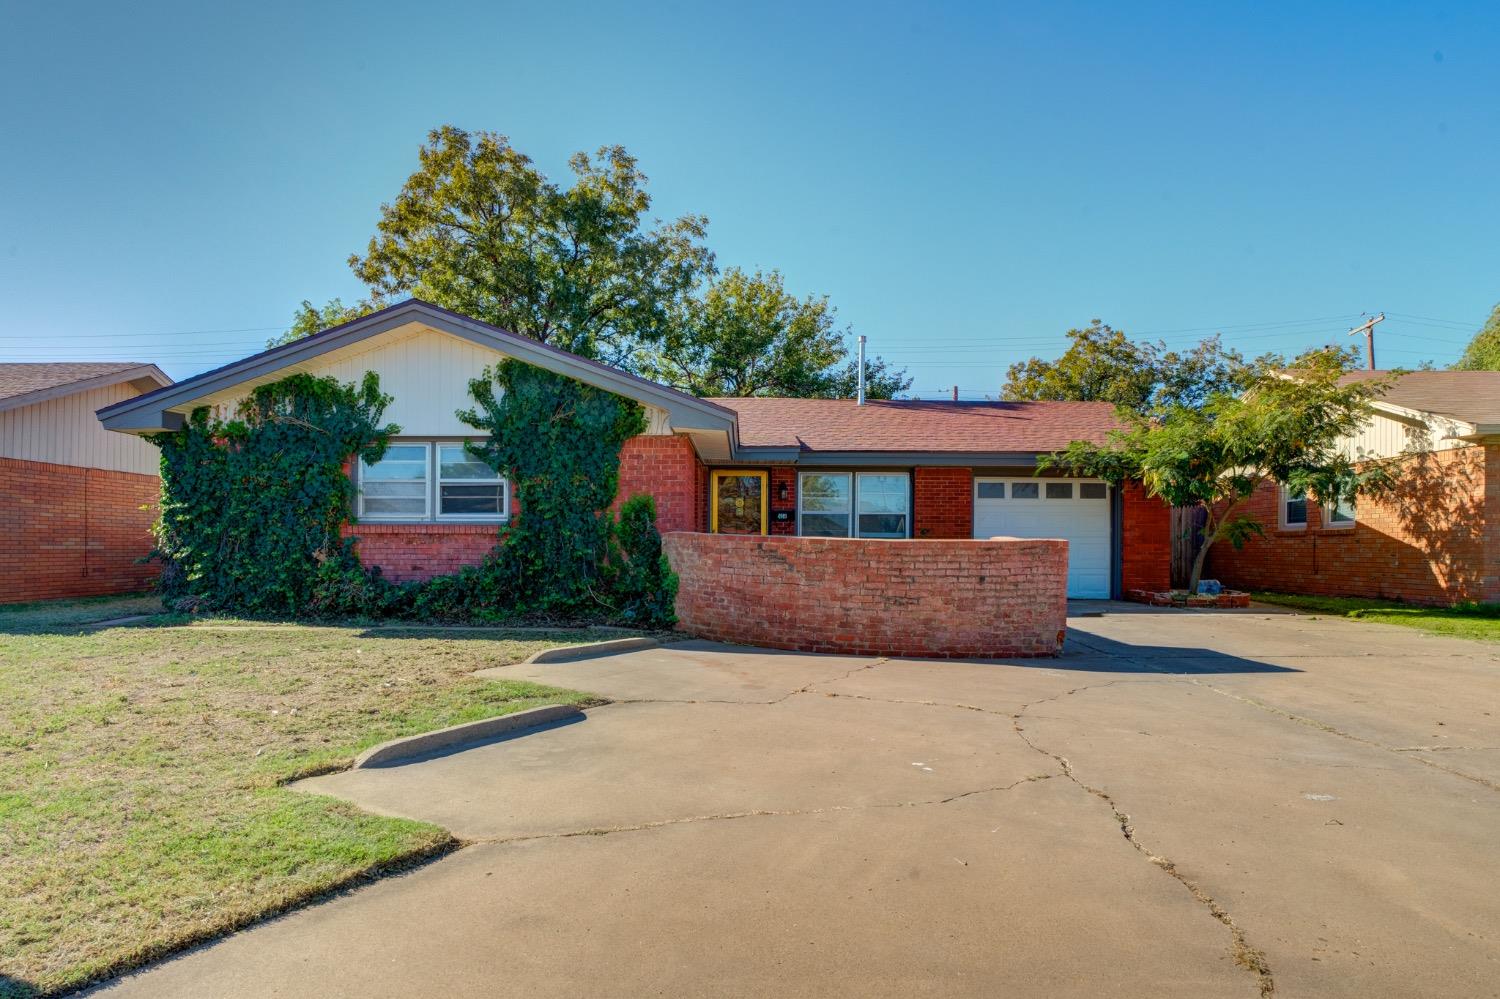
[706,397,1125,453]
[0,362,152,404]
[1340,370,1500,426]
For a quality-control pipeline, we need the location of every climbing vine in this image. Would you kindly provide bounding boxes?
[148,361,677,627]
[149,372,397,615]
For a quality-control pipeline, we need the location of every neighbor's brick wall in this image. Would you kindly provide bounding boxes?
[0,456,159,603]
[616,434,708,534]
[1120,480,1171,594]
[664,532,1068,658]
[914,467,973,538]
[1206,444,1500,605]
[342,523,500,583]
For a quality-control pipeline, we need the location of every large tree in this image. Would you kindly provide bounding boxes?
[1453,302,1500,370]
[1043,350,1395,596]
[643,268,909,399]
[1003,321,1260,412]
[267,297,378,348]
[348,126,712,364]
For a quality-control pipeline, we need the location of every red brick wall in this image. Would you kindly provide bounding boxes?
[1,457,160,604]
[663,532,1068,658]
[342,523,500,583]
[1121,480,1171,594]
[1205,445,1500,605]
[616,434,707,534]
[769,466,797,535]
[914,467,973,538]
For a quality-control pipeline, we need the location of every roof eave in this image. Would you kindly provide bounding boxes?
[0,364,171,416]
[97,300,737,436]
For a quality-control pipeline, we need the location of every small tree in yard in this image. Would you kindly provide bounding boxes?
[1042,351,1398,596]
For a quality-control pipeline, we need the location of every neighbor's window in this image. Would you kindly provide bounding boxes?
[358,441,509,522]
[797,471,910,538]
[1280,485,1308,530]
[1327,492,1355,528]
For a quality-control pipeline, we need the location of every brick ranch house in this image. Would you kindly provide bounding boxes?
[2,362,171,604]
[1208,369,1500,605]
[96,299,1171,602]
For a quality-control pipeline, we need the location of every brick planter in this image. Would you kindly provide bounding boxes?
[1126,588,1252,609]
[663,532,1068,658]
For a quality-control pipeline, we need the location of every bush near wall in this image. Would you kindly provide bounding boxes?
[150,364,677,627]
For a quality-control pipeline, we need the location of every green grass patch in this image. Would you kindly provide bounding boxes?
[1252,592,1500,641]
[0,596,604,997]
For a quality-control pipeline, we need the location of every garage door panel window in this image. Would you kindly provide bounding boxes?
[976,481,1005,499]
[798,471,910,538]
[1045,482,1073,499]
[1010,482,1039,499]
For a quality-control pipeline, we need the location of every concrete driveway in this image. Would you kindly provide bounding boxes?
[94,606,1500,998]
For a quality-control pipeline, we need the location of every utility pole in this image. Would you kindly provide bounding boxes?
[1348,313,1385,370]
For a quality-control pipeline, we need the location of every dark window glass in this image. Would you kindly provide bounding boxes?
[976,482,1005,499]
[1045,482,1073,499]
[801,512,850,537]
[1011,482,1039,499]
[1284,490,1308,526]
[440,483,503,515]
[1080,482,1107,500]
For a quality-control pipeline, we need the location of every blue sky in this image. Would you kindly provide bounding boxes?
[1,1,1496,394]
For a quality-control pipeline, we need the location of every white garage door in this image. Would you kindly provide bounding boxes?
[973,478,1111,598]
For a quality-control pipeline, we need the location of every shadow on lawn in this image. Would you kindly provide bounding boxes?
[0,973,41,999]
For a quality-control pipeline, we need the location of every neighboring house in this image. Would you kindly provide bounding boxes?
[97,299,1171,599]
[2,362,171,604]
[1208,370,1500,605]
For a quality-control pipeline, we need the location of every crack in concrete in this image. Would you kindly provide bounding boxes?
[1060,642,1500,795]
[1011,697,1276,998]
[1147,672,1500,794]
[458,773,1057,848]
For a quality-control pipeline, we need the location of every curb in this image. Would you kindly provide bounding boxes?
[353,704,583,768]
[521,636,659,664]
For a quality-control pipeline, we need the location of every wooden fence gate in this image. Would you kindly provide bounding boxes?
[1169,505,1207,589]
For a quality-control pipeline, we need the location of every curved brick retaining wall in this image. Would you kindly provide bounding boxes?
[662,533,1068,658]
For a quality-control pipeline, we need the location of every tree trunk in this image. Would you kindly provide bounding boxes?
[1186,535,1214,596]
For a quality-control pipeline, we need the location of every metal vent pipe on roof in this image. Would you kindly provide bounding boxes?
[857,335,867,405]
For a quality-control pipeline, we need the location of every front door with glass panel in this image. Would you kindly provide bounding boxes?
[711,470,768,534]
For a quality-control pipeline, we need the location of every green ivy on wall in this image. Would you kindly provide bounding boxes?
[148,362,677,628]
[149,372,398,616]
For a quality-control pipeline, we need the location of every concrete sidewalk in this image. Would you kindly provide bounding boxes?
[92,612,1500,998]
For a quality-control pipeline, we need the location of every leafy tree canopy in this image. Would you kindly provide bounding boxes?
[268,297,379,348]
[1452,302,1500,370]
[348,126,711,365]
[1042,349,1397,594]
[642,267,909,399]
[276,126,903,401]
[1002,320,1264,413]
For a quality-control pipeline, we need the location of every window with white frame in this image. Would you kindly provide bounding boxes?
[358,441,508,522]
[797,471,909,538]
[1280,485,1308,530]
[1326,492,1355,528]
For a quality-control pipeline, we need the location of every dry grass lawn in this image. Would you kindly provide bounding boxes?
[0,596,606,997]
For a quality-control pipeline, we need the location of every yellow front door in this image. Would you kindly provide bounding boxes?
[711,470,768,535]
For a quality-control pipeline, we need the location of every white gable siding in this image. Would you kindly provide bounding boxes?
[189,324,671,436]
[1339,409,1468,462]
[0,381,163,475]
